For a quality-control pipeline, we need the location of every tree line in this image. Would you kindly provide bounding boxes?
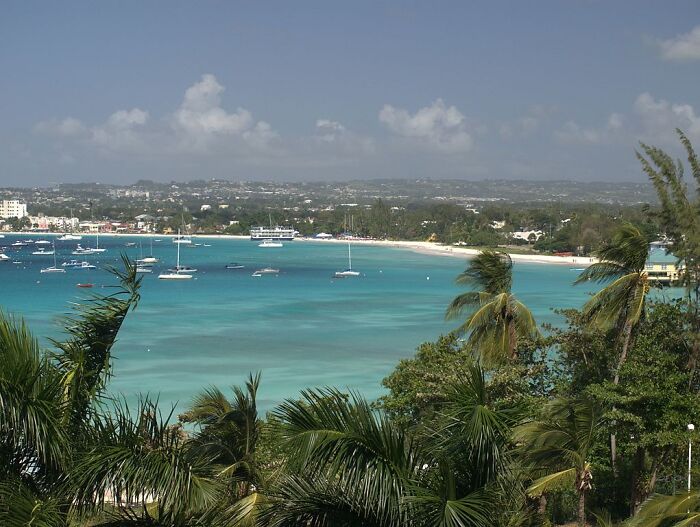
[2,130,700,525]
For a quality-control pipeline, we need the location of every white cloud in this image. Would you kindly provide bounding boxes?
[634,92,700,141]
[106,108,149,129]
[379,99,473,152]
[658,26,700,61]
[173,74,258,147]
[554,113,624,145]
[315,119,346,142]
[90,108,150,153]
[35,117,86,137]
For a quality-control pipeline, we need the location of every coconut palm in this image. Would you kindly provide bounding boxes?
[574,224,651,472]
[446,251,539,366]
[626,491,700,526]
[516,398,601,527]
[178,372,268,526]
[575,224,651,385]
[0,258,142,525]
[265,362,521,526]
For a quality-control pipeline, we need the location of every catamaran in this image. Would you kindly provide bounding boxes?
[334,241,360,277]
[136,239,159,264]
[40,244,65,273]
[159,232,193,280]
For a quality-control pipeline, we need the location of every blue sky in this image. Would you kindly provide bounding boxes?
[1,1,700,185]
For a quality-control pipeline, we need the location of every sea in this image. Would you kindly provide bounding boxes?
[1,233,601,414]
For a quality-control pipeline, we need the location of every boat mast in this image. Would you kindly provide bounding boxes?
[348,241,352,270]
[176,229,181,269]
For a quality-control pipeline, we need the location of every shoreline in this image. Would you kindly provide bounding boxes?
[2,231,597,267]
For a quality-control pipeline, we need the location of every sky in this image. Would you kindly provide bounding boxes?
[2,1,700,186]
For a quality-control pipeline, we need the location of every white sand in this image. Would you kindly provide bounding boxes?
[6,232,597,267]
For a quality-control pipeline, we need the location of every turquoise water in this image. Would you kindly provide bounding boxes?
[1,234,597,413]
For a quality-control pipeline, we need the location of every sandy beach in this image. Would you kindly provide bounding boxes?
[4,231,597,267]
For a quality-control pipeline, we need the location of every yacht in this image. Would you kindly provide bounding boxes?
[226,263,245,269]
[40,244,65,273]
[72,244,94,255]
[252,267,280,276]
[32,248,55,256]
[57,233,82,241]
[11,241,27,247]
[159,232,193,280]
[173,214,192,244]
[90,230,106,253]
[136,265,153,274]
[35,239,52,245]
[258,239,283,248]
[0,253,9,262]
[333,242,360,278]
[136,240,159,265]
[62,260,94,269]
[125,242,137,247]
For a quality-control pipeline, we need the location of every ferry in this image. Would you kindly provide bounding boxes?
[250,226,295,241]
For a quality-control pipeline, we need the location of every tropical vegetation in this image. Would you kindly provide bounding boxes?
[2,131,700,525]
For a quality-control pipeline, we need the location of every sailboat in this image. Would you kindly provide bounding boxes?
[58,210,82,240]
[91,229,106,253]
[334,242,360,278]
[40,243,65,273]
[137,239,159,264]
[159,230,193,280]
[173,213,192,244]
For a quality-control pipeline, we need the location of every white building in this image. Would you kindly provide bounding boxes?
[510,230,544,242]
[0,200,28,219]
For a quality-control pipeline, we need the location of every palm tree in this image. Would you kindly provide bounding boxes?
[575,224,651,386]
[446,251,539,366]
[265,362,521,526]
[0,258,143,524]
[179,372,267,526]
[516,398,601,527]
[574,224,650,471]
[626,491,700,526]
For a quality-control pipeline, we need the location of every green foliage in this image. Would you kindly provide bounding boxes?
[446,251,540,366]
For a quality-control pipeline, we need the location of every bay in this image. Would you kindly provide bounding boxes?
[0,234,597,412]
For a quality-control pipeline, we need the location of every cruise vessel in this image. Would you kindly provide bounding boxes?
[249,226,295,241]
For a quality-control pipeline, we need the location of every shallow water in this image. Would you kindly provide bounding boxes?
[0,234,598,413]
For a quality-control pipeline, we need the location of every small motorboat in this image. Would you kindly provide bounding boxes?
[252,267,279,276]
[77,283,94,288]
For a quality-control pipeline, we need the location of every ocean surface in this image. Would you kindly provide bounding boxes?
[1,234,599,413]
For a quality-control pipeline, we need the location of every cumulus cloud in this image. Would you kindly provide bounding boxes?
[634,92,700,141]
[554,113,624,145]
[91,108,150,152]
[35,117,87,137]
[315,119,346,142]
[379,99,473,152]
[658,26,700,61]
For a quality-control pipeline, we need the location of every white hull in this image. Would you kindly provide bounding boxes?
[334,270,361,277]
[40,267,65,273]
[258,240,283,248]
[158,273,192,280]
